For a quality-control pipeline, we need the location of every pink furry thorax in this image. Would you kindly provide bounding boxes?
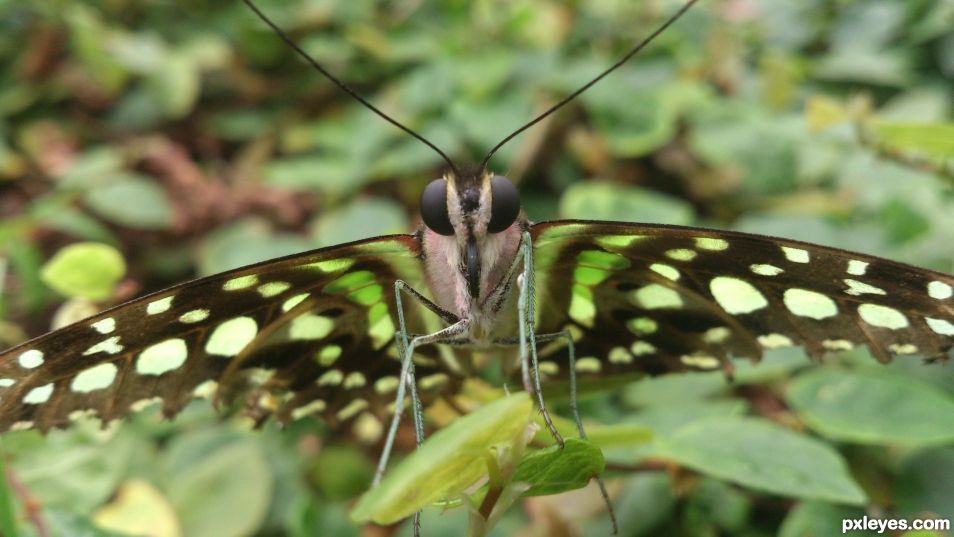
[421,218,524,344]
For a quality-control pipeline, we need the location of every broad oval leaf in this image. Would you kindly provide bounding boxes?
[351,393,533,525]
[656,416,866,505]
[83,174,175,230]
[166,440,272,537]
[787,368,954,447]
[512,438,604,497]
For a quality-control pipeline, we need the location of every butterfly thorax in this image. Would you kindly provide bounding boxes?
[419,168,526,345]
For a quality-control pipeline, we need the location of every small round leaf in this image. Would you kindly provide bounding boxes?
[40,243,126,301]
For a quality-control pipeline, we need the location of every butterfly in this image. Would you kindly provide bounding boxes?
[0,0,953,532]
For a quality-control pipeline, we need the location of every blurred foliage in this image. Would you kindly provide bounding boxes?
[0,0,953,535]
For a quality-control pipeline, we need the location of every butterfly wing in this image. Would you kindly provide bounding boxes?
[0,234,455,432]
[531,220,954,379]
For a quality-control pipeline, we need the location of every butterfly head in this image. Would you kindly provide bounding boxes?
[420,168,522,299]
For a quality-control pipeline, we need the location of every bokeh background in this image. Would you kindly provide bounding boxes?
[1,0,953,535]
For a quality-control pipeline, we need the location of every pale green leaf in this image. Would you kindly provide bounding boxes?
[40,242,126,301]
[788,369,954,446]
[351,393,533,525]
[657,417,866,505]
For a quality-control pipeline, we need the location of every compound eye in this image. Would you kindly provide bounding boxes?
[487,175,520,233]
[420,179,455,236]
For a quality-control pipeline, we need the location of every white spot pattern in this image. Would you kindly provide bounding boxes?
[782,246,810,263]
[928,281,953,300]
[137,338,188,375]
[925,318,954,336]
[847,260,868,276]
[71,363,118,393]
[23,383,53,404]
[83,336,124,356]
[146,296,173,315]
[18,349,44,369]
[750,264,784,276]
[632,284,683,309]
[205,317,258,356]
[858,304,909,330]
[91,318,116,334]
[844,279,886,296]
[783,289,838,320]
[710,277,768,314]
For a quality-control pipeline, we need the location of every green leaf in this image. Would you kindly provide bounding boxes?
[583,473,675,535]
[40,242,126,301]
[9,426,139,513]
[787,368,954,446]
[147,51,201,119]
[0,443,20,537]
[310,198,408,246]
[871,120,954,158]
[311,446,374,502]
[93,480,182,537]
[166,440,273,537]
[351,393,533,525]
[263,156,363,194]
[66,5,129,94]
[511,438,604,497]
[198,219,314,275]
[779,502,878,537]
[559,182,695,226]
[621,372,727,407]
[605,400,747,464]
[685,478,752,533]
[896,447,954,520]
[82,174,175,230]
[44,511,134,537]
[657,416,866,505]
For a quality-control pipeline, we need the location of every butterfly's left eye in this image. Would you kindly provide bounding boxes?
[487,175,520,233]
[421,178,455,235]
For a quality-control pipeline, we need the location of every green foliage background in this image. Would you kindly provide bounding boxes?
[0,0,953,535]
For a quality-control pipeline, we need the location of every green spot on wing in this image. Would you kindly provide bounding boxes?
[349,284,383,306]
[324,270,377,294]
[569,284,596,327]
[316,345,343,366]
[578,249,631,270]
[289,314,334,341]
[303,258,356,273]
[573,266,611,286]
[351,393,533,525]
[368,305,395,350]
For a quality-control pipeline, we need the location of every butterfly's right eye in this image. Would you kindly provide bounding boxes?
[421,179,455,235]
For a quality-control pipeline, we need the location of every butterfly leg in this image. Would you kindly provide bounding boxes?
[557,328,619,534]
[375,281,469,485]
[493,327,619,533]
[518,230,564,448]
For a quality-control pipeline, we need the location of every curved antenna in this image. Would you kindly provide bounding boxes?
[479,0,700,172]
[241,0,460,177]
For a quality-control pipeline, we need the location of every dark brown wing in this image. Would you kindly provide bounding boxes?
[530,220,954,380]
[0,234,457,432]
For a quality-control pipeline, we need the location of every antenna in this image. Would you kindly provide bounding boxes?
[241,0,460,178]
[479,0,700,172]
